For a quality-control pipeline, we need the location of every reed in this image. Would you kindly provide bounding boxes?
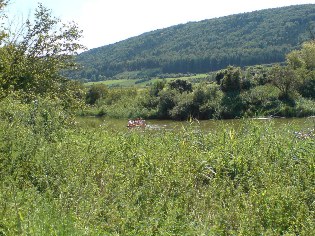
[0,103,314,235]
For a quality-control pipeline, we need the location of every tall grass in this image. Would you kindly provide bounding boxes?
[0,99,314,235]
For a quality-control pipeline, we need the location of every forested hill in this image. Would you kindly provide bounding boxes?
[74,4,315,81]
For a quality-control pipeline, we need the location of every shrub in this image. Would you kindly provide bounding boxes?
[85,84,108,105]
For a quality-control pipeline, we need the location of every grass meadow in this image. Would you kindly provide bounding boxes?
[84,74,210,88]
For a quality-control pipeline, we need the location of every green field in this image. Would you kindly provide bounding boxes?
[84,73,210,88]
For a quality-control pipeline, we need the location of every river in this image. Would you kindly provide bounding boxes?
[77,116,315,133]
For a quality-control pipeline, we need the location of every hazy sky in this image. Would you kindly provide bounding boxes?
[6,0,315,49]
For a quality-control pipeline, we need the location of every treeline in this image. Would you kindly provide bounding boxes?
[85,41,315,120]
[71,4,315,81]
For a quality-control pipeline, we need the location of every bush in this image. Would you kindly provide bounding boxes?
[169,79,193,93]
[85,84,108,105]
[298,73,315,99]
[169,92,194,120]
[218,66,242,93]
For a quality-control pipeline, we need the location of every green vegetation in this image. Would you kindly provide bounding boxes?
[85,41,315,120]
[84,74,210,88]
[70,4,315,81]
[0,2,85,104]
[1,97,315,234]
[0,1,314,234]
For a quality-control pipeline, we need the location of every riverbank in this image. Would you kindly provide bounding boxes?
[82,82,315,121]
[76,115,315,133]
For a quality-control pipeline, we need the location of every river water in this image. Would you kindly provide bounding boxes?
[78,116,315,133]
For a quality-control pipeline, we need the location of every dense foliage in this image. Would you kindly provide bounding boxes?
[72,4,315,81]
[0,2,85,105]
[1,101,314,235]
[85,41,315,120]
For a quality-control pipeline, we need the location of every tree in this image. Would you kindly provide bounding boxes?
[286,40,315,98]
[86,84,108,105]
[217,66,242,93]
[0,0,7,39]
[169,79,192,93]
[0,3,85,98]
[149,80,166,97]
[287,41,315,70]
[215,69,225,85]
[157,89,176,119]
[269,64,297,100]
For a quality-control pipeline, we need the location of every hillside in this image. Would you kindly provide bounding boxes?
[72,4,315,81]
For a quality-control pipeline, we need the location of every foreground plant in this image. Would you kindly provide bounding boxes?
[0,111,314,235]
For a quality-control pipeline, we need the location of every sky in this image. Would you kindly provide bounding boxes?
[6,0,315,50]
